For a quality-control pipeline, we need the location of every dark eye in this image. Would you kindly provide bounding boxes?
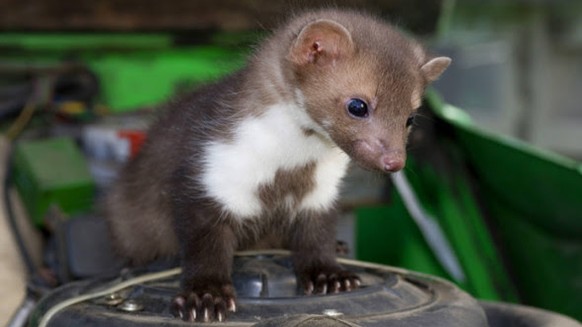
[406,114,416,127]
[346,98,369,118]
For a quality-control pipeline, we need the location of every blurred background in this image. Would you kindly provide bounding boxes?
[0,0,580,326]
[2,0,581,158]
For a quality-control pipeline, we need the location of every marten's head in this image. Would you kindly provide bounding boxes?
[286,10,450,172]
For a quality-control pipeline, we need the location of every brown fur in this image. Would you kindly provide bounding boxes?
[281,10,429,172]
[258,163,317,210]
[104,9,450,322]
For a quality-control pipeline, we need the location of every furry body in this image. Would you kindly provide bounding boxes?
[105,9,450,322]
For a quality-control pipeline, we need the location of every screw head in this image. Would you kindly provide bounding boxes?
[118,300,144,312]
[103,293,125,306]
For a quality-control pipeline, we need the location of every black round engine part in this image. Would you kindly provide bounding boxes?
[28,252,581,327]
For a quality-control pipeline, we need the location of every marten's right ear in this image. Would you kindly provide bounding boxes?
[288,19,354,66]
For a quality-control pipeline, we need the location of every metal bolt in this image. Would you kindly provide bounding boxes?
[322,309,343,317]
[118,300,144,312]
[103,293,125,306]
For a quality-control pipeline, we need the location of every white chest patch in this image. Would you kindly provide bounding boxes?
[200,102,350,220]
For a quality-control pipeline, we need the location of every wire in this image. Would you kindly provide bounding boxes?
[391,171,466,283]
[5,76,55,141]
[36,249,449,327]
[5,101,38,141]
[37,268,181,327]
[35,251,289,327]
[2,75,58,326]
[6,293,37,327]
[1,76,56,273]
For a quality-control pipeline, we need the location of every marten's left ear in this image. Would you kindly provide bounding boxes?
[421,57,452,82]
[288,19,354,66]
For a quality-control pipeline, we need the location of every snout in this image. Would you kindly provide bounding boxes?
[352,139,406,173]
[381,154,405,173]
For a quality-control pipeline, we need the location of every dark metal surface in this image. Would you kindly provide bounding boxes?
[30,253,488,327]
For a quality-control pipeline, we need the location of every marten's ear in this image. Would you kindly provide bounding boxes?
[288,19,354,66]
[421,57,451,82]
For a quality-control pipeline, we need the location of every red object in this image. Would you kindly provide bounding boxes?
[117,130,147,158]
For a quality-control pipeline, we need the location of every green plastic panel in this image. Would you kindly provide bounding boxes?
[357,92,581,320]
[12,137,95,226]
[356,155,519,302]
[86,47,244,110]
[427,92,582,320]
[0,33,247,112]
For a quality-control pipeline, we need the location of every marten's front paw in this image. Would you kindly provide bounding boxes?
[170,282,236,322]
[298,267,361,295]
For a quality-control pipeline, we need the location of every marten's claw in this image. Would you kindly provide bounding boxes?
[171,284,236,322]
[301,268,360,295]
